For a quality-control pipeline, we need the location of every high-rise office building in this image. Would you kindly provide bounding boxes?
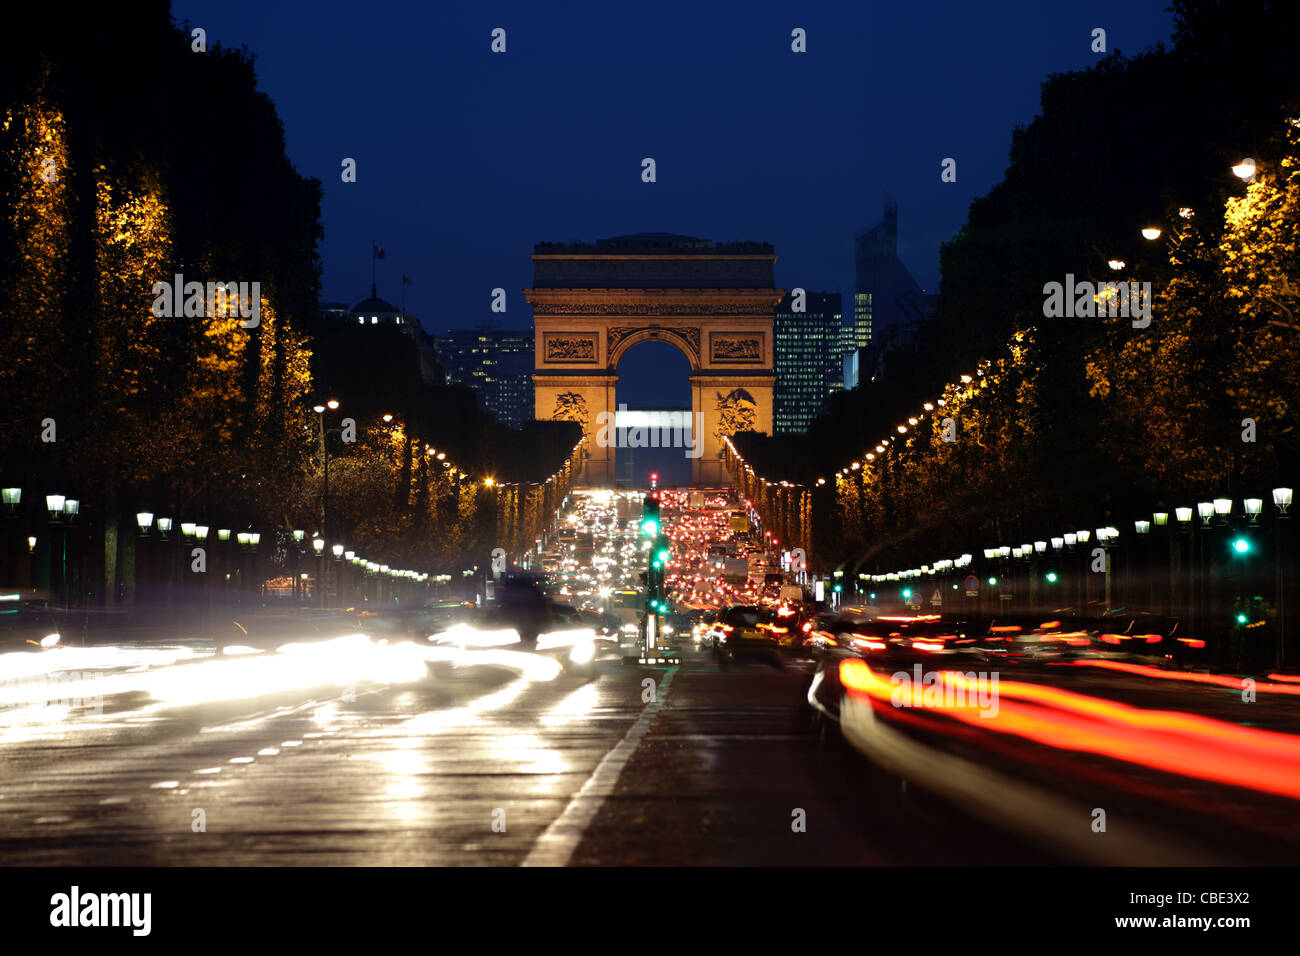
[438,325,534,429]
[850,201,934,383]
[774,291,844,434]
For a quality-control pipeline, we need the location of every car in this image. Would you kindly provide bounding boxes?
[0,592,62,652]
[768,602,805,650]
[694,609,722,646]
[713,605,782,668]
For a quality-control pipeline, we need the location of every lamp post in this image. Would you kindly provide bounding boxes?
[1135,520,1150,611]
[62,498,80,609]
[1175,507,1192,629]
[1275,487,1293,670]
[1076,530,1091,616]
[312,537,325,607]
[293,529,305,605]
[2,488,19,588]
[45,495,66,605]
[332,544,344,608]
[314,400,340,608]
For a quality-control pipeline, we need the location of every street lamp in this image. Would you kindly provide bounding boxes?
[1141,226,1162,240]
[311,537,325,605]
[136,512,154,534]
[46,494,65,521]
[1197,502,1214,526]
[1153,511,1169,527]
[1051,537,1064,551]
[1213,498,1232,525]
[2,488,19,513]
[313,399,341,606]
[1135,520,1150,534]
[1232,158,1256,181]
[1274,487,1293,516]
[157,517,172,540]
[1273,489,1293,670]
[1244,498,1263,523]
[1175,506,1193,528]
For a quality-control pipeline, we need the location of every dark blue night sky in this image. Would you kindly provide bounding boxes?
[173,0,1174,412]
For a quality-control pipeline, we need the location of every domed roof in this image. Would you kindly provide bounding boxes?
[351,296,398,313]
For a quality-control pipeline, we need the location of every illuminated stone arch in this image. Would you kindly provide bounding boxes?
[526,234,780,485]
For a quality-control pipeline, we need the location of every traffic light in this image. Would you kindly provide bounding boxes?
[901,588,913,599]
[649,472,659,489]
[1045,571,1058,583]
[641,495,660,538]
[987,576,998,586]
[646,532,670,615]
[1231,536,1252,555]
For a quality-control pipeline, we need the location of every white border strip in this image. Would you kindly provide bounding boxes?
[522,668,676,866]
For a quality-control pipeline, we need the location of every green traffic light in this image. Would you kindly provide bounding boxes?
[1236,612,1249,625]
[902,588,912,598]
[987,576,997,586]
[657,549,670,563]
[833,584,842,593]
[1232,537,1251,554]
[1045,571,1058,583]
[642,519,659,537]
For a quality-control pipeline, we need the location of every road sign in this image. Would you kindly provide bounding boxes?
[963,575,979,591]
[998,593,1014,601]
[930,589,942,607]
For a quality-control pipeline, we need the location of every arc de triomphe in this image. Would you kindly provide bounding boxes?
[525,233,782,485]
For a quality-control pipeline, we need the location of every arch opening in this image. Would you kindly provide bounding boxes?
[613,340,694,488]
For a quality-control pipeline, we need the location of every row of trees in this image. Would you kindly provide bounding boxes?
[731,0,1300,580]
[0,4,582,604]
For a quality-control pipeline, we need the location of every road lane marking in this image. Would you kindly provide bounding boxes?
[522,668,677,867]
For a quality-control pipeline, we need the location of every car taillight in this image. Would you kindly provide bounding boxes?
[851,636,886,651]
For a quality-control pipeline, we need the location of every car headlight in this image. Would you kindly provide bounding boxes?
[569,640,596,664]
[41,632,60,647]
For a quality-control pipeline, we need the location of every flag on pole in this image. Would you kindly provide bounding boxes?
[373,243,386,260]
